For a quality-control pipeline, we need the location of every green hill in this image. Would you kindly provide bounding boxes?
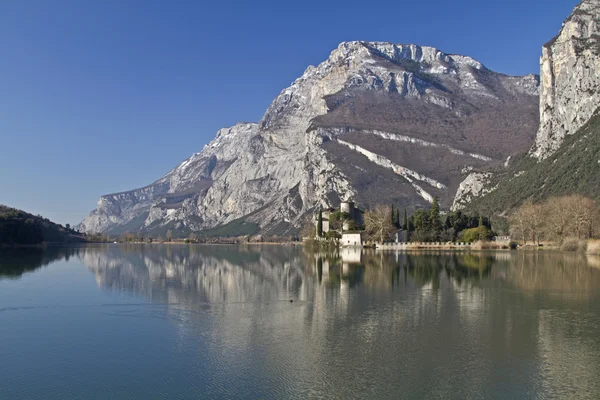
[466,108,600,216]
[0,205,86,245]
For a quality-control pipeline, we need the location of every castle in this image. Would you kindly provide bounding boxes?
[314,201,364,246]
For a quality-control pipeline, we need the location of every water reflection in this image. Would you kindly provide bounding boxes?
[0,246,81,279]
[80,244,312,306]
[76,246,600,399]
[3,245,600,398]
[75,245,600,305]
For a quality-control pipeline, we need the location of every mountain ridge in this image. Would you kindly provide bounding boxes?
[79,41,539,236]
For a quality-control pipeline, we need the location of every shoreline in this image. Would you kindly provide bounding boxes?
[3,241,597,256]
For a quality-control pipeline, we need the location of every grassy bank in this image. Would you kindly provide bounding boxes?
[587,240,600,255]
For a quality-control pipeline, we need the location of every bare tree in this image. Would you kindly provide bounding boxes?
[166,230,173,242]
[364,205,395,244]
[566,195,597,239]
[510,200,544,244]
[522,200,545,245]
[122,231,136,243]
[592,203,600,239]
[509,207,528,244]
[511,195,600,245]
[545,196,571,244]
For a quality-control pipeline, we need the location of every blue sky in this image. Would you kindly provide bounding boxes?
[0,0,579,225]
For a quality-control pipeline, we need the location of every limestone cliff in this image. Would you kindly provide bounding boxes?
[531,0,600,159]
[452,0,600,212]
[79,42,539,236]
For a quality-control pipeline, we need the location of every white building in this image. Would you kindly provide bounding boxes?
[341,233,362,247]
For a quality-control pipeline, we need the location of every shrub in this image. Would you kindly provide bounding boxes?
[459,226,493,243]
[472,241,507,250]
[560,238,587,252]
[459,228,478,243]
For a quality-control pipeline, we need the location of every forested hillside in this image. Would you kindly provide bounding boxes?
[466,108,600,215]
[0,205,85,245]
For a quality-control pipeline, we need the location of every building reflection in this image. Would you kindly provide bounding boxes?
[77,246,600,305]
[73,244,600,399]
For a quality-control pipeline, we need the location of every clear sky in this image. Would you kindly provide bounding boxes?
[0,0,579,226]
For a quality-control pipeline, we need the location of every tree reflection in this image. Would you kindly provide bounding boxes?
[0,246,82,279]
[306,249,495,290]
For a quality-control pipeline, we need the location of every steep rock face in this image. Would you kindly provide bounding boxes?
[80,41,539,235]
[451,173,495,211]
[453,0,600,211]
[80,123,261,234]
[531,0,600,159]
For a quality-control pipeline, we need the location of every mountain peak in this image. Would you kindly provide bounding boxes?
[80,39,539,236]
[327,41,487,73]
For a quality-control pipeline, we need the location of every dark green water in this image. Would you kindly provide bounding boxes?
[1,245,600,399]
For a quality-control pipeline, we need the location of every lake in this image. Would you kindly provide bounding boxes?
[1,245,600,399]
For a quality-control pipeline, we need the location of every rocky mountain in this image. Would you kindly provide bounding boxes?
[532,0,600,159]
[80,42,539,236]
[453,0,600,213]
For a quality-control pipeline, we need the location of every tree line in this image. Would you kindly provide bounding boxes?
[363,197,493,243]
[0,205,82,245]
[509,195,600,244]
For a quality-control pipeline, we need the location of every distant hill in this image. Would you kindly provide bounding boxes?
[0,205,86,245]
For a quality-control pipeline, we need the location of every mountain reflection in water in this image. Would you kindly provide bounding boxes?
[78,245,600,303]
[74,245,600,399]
[3,244,600,399]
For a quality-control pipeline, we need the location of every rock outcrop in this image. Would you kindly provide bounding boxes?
[451,173,495,211]
[531,0,600,159]
[80,41,539,235]
[452,0,600,211]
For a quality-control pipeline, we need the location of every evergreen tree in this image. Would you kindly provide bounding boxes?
[317,209,323,237]
[391,205,395,226]
[395,209,400,228]
[413,210,430,231]
[403,209,408,230]
[429,196,442,240]
[413,209,431,241]
[478,216,484,227]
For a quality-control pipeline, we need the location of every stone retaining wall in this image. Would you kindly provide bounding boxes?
[376,242,473,250]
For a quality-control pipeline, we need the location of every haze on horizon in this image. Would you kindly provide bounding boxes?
[0,0,579,226]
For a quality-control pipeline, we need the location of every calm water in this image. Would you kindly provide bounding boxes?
[1,245,600,399]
